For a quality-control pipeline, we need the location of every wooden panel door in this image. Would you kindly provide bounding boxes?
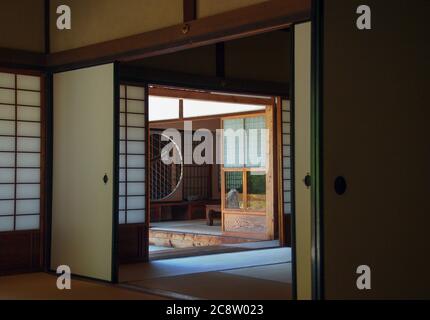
[318,0,430,299]
[51,64,117,282]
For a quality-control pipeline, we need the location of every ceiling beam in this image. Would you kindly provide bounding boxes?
[149,86,273,105]
[47,0,311,70]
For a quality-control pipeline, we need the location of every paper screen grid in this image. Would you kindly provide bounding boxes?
[281,100,292,214]
[0,72,41,232]
[119,85,146,224]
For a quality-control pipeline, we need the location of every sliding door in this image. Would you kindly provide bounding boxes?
[318,0,430,298]
[118,84,149,263]
[51,64,118,282]
[0,70,44,275]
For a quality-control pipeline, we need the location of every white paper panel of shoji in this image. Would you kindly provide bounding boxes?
[0,216,14,232]
[18,122,40,137]
[15,215,39,231]
[0,72,15,88]
[0,104,15,120]
[17,75,41,91]
[0,88,15,104]
[126,86,145,100]
[17,91,40,106]
[18,106,40,121]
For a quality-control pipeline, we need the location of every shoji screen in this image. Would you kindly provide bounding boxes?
[0,72,42,232]
[51,64,116,282]
[0,70,43,275]
[119,85,146,225]
[280,100,292,219]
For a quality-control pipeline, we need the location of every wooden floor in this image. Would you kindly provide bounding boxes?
[0,273,166,300]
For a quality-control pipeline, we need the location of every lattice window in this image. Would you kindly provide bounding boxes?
[119,85,146,225]
[0,71,42,232]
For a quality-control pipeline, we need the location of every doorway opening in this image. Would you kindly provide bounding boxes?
[115,26,308,300]
[146,86,281,260]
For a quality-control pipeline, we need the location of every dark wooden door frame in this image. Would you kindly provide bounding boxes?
[311,0,324,300]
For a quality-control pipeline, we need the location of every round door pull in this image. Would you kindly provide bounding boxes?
[103,174,109,184]
[334,176,347,195]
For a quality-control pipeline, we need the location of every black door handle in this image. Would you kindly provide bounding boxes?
[303,174,311,188]
[334,176,347,195]
[103,174,109,184]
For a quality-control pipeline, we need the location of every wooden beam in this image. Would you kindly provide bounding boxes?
[121,66,290,97]
[149,87,273,106]
[216,43,225,78]
[47,0,311,69]
[183,0,197,22]
[0,48,46,69]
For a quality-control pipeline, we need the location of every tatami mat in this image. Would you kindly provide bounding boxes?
[222,263,292,284]
[120,248,291,282]
[0,273,165,300]
[127,271,292,300]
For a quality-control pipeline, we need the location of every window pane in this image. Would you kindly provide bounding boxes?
[149,96,179,121]
[245,116,266,168]
[225,171,244,209]
[223,118,244,168]
[247,172,266,211]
